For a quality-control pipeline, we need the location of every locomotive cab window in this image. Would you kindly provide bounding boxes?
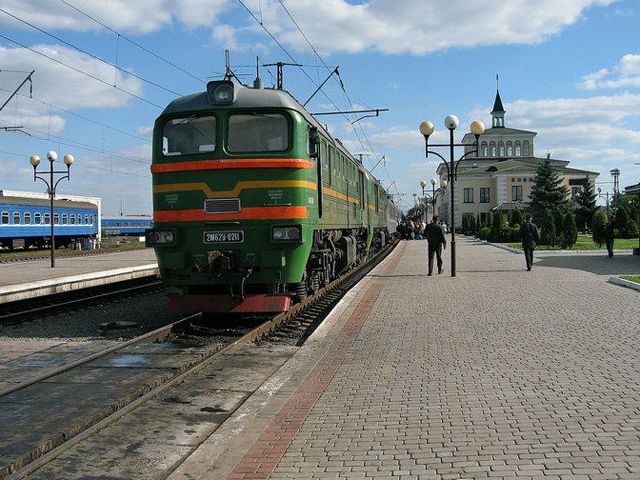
[227,113,289,153]
[162,115,216,156]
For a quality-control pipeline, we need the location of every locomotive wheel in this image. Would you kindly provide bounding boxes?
[294,281,307,302]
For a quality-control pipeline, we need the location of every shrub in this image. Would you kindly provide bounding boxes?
[592,209,608,247]
[490,210,506,242]
[540,208,556,246]
[478,226,491,241]
[562,212,578,248]
[510,209,524,228]
[511,224,522,242]
[553,209,565,247]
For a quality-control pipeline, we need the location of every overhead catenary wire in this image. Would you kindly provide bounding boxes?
[0,8,185,97]
[0,33,164,109]
[57,0,206,85]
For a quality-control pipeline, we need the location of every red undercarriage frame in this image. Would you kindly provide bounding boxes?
[168,293,292,314]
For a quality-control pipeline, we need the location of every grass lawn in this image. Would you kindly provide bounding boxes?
[621,275,640,284]
[502,235,639,251]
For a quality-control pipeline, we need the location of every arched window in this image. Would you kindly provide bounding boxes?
[498,142,505,156]
[44,213,51,224]
[1,211,9,224]
[481,142,488,157]
[515,141,521,156]
[34,213,41,224]
[62,214,68,224]
[85,214,89,224]
[24,212,31,224]
[70,214,76,225]
[490,142,496,156]
[13,212,20,224]
[507,142,513,156]
[523,141,530,156]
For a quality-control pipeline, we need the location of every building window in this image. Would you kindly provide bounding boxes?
[13,212,20,224]
[1,211,8,224]
[480,212,489,225]
[507,141,513,156]
[523,140,530,156]
[480,188,490,203]
[34,213,41,224]
[512,185,523,202]
[481,142,488,156]
[24,212,31,224]
[571,186,582,199]
[499,142,505,156]
[464,188,474,203]
[490,142,496,156]
[515,141,521,156]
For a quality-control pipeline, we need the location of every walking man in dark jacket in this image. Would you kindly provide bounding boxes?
[605,215,615,257]
[425,215,447,275]
[520,214,540,271]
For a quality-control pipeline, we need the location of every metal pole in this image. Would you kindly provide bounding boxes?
[49,162,55,268]
[432,184,436,218]
[449,128,456,277]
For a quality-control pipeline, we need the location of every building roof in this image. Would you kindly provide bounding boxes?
[491,90,505,114]
[624,182,640,194]
[437,157,599,177]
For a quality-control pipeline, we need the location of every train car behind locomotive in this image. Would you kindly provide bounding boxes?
[146,80,396,313]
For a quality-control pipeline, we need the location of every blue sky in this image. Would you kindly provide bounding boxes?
[1,0,639,214]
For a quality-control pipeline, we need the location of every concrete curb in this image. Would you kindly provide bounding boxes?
[608,276,640,292]
[0,264,158,303]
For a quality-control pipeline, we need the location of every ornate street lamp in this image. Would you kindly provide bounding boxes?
[29,151,75,268]
[421,178,447,220]
[419,116,485,277]
[596,187,611,215]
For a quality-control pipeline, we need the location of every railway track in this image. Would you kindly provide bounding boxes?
[0,243,146,264]
[0,277,162,325]
[1,239,397,480]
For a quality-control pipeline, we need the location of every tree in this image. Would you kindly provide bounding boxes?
[510,209,524,228]
[574,177,597,231]
[562,212,578,248]
[529,159,570,221]
[490,209,506,242]
[592,209,608,247]
[540,208,556,246]
[553,208,565,247]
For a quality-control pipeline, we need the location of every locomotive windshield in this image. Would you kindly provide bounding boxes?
[227,113,289,153]
[162,115,216,156]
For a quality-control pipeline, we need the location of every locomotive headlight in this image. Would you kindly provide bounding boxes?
[146,229,175,246]
[271,225,302,242]
[207,80,236,105]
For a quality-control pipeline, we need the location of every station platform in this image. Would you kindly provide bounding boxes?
[168,238,640,480]
[0,249,158,304]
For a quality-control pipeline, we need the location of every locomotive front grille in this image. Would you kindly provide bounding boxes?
[204,198,241,214]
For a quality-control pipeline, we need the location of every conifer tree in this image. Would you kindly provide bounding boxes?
[529,159,569,221]
[562,212,578,248]
[574,177,597,231]
[553,208,565,247]
[491,209,506,242]
[592,209,608,247]
[540,208,556,246]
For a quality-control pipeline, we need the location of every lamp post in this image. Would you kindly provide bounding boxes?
[29,151,75,268]
[419,116,485,277]
[421,178,447,220]
[596,187,611,215]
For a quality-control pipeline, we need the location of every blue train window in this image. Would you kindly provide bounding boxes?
[70,214,76,225]
[62,214,68,224]
[24,212,31,224]
[34,213,41,224]
[1,211,8,224]
[54,214,59,224]
[85,214,89,224]
[13,212,20,224]
[45,213,51,224]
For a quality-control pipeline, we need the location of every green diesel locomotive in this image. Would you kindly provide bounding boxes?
[146,80,397,313]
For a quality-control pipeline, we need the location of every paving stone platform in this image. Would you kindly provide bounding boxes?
[172,239,639,479]
[0,248,158,303]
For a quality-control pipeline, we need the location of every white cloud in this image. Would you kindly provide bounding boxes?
[249,0,616,55]
[0,44,144,134]
[0,0,230,34]
[580,53,640,90]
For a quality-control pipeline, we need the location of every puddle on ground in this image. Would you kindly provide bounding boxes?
[108,354,150,367]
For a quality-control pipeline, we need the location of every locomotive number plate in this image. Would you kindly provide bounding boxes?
[203,231,244,243]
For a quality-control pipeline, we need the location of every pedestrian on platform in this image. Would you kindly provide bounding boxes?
[520,214,540,271]
[425,215,446,275]
[605,215,615,257]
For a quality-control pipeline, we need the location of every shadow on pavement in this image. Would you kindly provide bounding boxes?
[534,254,640,275]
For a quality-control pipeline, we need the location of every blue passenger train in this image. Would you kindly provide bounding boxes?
[101,216,153,236]
[0,194,99,250]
